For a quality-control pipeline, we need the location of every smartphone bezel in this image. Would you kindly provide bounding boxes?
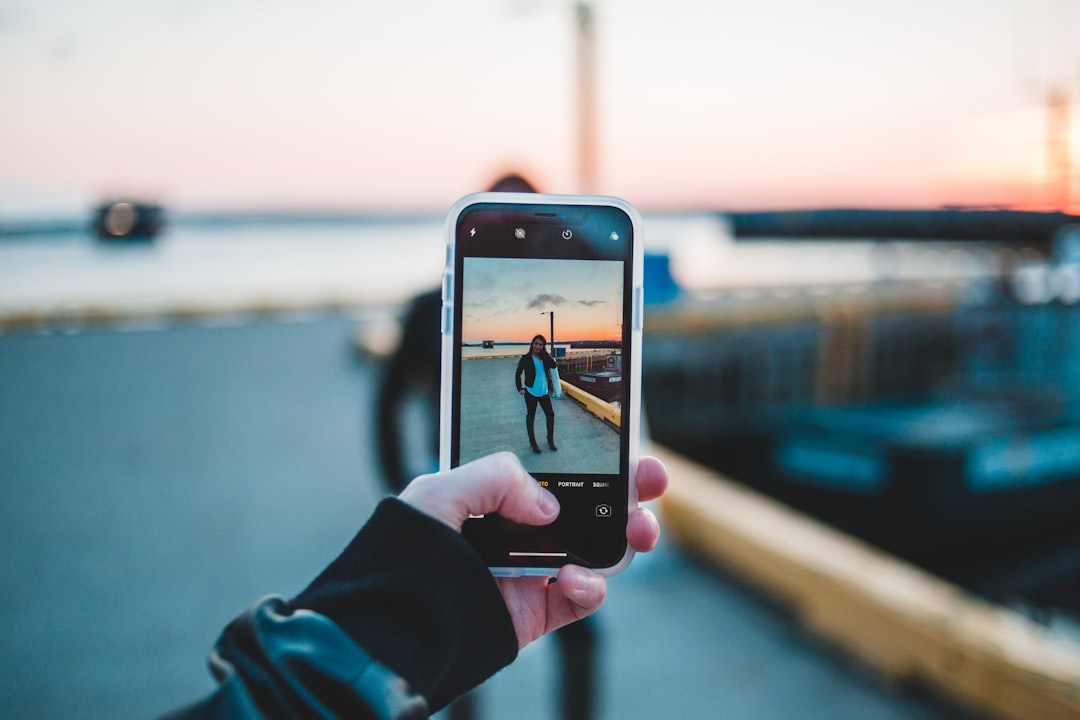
[440,192,643,576]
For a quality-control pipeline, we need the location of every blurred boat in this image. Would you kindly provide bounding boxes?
[641,262,1080,590]
[557,350,623,403]
[92,200,164,241]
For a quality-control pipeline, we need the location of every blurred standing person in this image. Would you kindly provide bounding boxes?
[375,173,599,720]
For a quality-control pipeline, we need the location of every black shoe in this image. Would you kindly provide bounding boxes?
[548,440,558,451]
[531,443,542,454]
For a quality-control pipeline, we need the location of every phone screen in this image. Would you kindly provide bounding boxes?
[445,197,639,571]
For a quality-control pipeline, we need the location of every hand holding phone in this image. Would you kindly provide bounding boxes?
[440,193,644,575]
[400,451,667,649]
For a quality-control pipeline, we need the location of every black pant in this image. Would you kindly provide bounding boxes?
[524,392,555,446]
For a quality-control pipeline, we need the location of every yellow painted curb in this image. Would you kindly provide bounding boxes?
[653,446,1080,720]
[559,381,621,428]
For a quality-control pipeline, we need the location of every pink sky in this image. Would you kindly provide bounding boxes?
[1,0,1078,216]
[461,257,623,344]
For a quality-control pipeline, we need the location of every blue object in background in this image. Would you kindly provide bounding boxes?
[644,253,680,304]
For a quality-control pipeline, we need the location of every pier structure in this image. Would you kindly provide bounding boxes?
[642,275,1080,719]
[0,313,985,719]
[658,448,1080,720]
[5,211,1080,718]
[458,355,619,473]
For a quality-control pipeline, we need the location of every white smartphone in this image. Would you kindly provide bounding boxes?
[440,192,644,576]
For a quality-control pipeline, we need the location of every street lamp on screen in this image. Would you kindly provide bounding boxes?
[540,311,555,357]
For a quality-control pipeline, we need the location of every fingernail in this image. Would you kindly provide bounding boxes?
[538,488,559,517]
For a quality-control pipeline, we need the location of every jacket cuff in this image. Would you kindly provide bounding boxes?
[163,596,429,719]
[292,498,517,711]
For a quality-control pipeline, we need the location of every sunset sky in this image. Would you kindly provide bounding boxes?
[1,0,1078,216]
[462,257,623,343]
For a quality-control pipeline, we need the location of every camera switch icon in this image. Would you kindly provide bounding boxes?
[595,503,612,517]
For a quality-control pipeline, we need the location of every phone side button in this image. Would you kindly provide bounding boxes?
[441,304,453,334]
[442,271,453,302]
[633,286,644,330]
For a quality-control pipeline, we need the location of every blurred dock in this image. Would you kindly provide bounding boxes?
[658,448,1080,720]
[0,314,980,719]
[643,281,1080,592]
[3,210,1080,719]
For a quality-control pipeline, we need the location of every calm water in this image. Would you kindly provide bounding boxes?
[0,212,1007,320]
[0,216,447,317]
[462,344,615,358]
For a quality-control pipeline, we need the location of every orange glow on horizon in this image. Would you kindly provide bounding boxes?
[465,316,621,346]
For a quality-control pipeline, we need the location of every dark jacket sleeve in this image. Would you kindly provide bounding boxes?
[163,597,428,720]
[166,499,518,718]
[515,355,528,393]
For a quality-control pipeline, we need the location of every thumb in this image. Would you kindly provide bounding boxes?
[399,452,560,533]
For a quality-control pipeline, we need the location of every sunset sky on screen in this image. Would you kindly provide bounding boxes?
[462,257,623,344]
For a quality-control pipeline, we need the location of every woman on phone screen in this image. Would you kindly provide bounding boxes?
[515,334,558,453]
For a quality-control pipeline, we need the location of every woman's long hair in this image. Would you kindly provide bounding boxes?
[525,334,554,363]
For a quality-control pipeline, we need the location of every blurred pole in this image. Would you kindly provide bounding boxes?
[1045,87,1071,210]
[575,1,598,194]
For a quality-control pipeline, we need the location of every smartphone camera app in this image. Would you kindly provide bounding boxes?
[455,254,624,474]
[442,193,642,574]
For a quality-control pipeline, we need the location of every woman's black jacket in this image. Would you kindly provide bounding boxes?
[515,352,557,395]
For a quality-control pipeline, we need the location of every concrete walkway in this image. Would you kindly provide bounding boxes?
[0,315,974,719]
[460,357,620,474]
